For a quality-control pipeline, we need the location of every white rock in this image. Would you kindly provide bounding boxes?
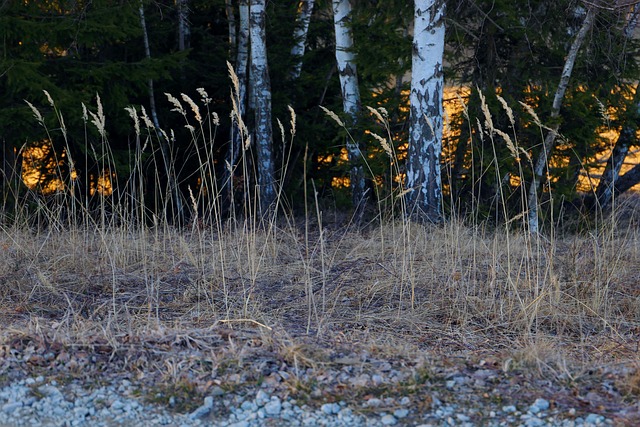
[394,408,409,418]
[2,402,22,414]
[381,414,398,425]
[264,399,281,416]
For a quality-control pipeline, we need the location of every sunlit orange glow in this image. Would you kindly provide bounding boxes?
[21,140,66,194]
[40,43,69,57]
[21,140,113,196]
[91,170,114,196]
[332,176,350,188]
[317,154,333,166]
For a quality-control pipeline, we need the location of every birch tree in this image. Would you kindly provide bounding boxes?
[405,0,445,223]
[526,6,596,233]
[250,0,276,212]
[291,0,315,80]
[332,0,367,217]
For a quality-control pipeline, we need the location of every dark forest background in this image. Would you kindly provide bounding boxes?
[2,0,640,228]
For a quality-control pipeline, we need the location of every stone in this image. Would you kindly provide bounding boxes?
[381,414,398,425]
[321,402,341,415]
[529,398,550,414]
[2,402,22,414]
[264,398,282,416]
[502,405,517,413]
[394,408,409,418]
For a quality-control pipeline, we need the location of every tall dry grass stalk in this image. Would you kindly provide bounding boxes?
[0,86,638,381]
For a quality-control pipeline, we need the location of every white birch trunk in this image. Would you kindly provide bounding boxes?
[249,0,275,212]
[526,7,595,233]
[290,0,315,80]
[405,0,445,223]
[236,0,250,108]
[332,0,367,216]
[139,2,183,222]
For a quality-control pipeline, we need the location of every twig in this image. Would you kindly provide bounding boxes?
[218,318,272,330]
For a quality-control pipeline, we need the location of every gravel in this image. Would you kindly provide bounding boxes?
[0,375,617,427]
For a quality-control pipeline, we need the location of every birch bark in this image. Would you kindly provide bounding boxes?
[250,0,276,212]
[332,0,367,218]
[405,0,446,223]
[290,0,315,80]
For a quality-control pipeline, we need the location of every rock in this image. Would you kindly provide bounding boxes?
[585,413,605,424]
[372,374,384,385]
[456,413,471,422]
[264,398,282,416]
[502,405,517,413]
[210,386,225,397]
[255,390,269,406]
[381,414,398,425]
[529,398,550,414]
[2,402,23,414]
[240,400,257,412]
[189,396,214,420]
[365,398,382,408]
[73,406,90,417]
[394,408,409,418]
[349,374,370,387]
[110,400,124,411]
[321,402,341,415]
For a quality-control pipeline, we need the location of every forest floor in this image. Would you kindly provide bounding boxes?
[0,196,639,425]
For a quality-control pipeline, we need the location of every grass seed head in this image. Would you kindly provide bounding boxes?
[320,106,345,127]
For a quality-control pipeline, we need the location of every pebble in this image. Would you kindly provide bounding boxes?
[380,414,398,425]
[456,413,471,422]
[503,405,517,413]
[2,402,22,414]
[585,413,605,424]
[529,398,550,414]
[321,402,341,415]
[264,398,282,416]
[0,375,618,427]
[393,408,409,418]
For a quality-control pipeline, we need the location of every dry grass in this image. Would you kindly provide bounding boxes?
[1,206,638,366]
[1,88,639,415]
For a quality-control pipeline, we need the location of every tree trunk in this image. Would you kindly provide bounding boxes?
[614,162,640,194]
[177,0,190,52]
[139,1,184,223]
[594,4,640,210]
[595,99,638,209]
[526,7,595,233]
[249,0,276,213]
[225,0,236,57]
[1,138,21,209]
[290,0,315,80]
[405,0,446,223]
[224,0,250,212]
[332,0,367,219]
